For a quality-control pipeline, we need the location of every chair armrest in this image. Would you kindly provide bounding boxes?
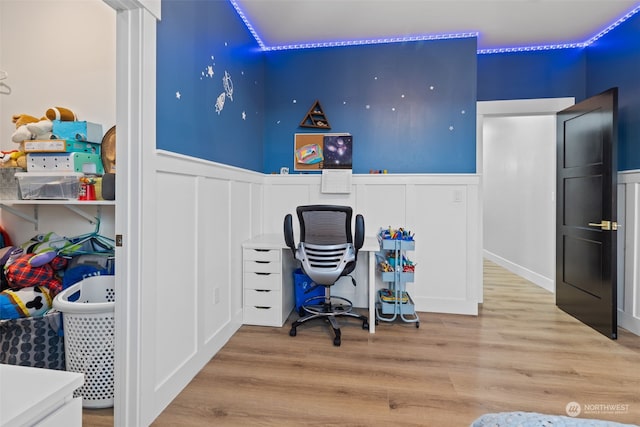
[283,214,296,253]
[354,214,365,251]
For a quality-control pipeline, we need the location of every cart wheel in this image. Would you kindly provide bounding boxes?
[333,336,341,346]
[289,328,297,337]
[375,319,379,325]
[415,322,420,328]
[362,320,369,330]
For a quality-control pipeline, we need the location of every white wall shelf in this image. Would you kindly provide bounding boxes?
[0,200,115,229]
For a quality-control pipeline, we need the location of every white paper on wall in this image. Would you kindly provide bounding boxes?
[321,169,352,194]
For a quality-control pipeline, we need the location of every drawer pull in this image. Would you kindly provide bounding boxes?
[254,306,271,310]
[255,289,271,293]
[255,260,270,264]
[254,249,269,252]
[255,272,272,276]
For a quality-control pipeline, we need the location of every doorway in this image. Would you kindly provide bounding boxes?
[477,98,574,299]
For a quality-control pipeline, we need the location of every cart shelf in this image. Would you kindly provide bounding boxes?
[375,232,419,327]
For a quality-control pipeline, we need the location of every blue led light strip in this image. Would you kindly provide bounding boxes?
[583,4,640,45]
[262,32,479,51]
[230,0,640,54]
[229,0,267,50]
[478,4,640,54]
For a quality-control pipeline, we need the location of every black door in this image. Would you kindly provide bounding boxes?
[556,88,618,339]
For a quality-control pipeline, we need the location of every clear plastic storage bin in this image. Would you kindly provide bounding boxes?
[53,275,115,408]
[15,172,82,199]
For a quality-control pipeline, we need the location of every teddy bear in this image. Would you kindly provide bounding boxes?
[10,106,77,144]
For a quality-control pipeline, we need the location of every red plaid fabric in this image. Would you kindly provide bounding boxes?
[5,254,66,296]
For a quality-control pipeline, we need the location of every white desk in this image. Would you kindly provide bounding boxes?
[242,234,380,333]
[0,364,84,427]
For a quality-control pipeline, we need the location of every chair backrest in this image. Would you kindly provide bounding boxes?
[298,205,353,246]
[284,205,364,286]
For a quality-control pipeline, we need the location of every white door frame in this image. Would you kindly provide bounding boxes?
[476,98,575,300]
[103,0,159,425]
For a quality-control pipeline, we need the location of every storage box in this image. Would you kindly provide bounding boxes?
[0,311,66,370]
[27,153,104,175]
[0,167,22,200]
[293,268,324,313]
[22,139,101,155]
[15,172,82,200]
[378,289,415,315]
[52,120,103,144]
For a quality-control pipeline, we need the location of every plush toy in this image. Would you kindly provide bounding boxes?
[4,248,68,297]
[10,107,77,144]
[0,150,26,169]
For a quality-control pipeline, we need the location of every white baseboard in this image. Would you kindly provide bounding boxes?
[483,250,554,293]
[618,309,640,336]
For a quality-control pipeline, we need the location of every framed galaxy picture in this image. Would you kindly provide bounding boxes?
[294,133,352,171]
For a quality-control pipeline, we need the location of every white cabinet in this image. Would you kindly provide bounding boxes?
[0,364,84,427]
[242,235,295,327]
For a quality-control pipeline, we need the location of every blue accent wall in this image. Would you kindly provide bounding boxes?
[586,12,640,171]
[263,39,478,174]
[477,12,640,171]
[156,0,265,171]
[477,49,587,102]
[156,1,640,173]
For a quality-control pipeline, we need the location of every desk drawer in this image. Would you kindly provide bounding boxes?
[243,296,282,326]
[243,248,280,262]
[244,288,281,307]
[244,260,280,274]
[244,271,281,290]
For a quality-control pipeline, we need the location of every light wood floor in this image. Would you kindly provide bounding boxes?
[84,260,640,426]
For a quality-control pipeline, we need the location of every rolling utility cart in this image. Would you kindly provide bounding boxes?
[375,229,419,327]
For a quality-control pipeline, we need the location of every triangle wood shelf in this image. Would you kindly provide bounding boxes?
[299,100,331,129]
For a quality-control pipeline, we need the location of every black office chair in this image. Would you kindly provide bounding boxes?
[284,205,369,346]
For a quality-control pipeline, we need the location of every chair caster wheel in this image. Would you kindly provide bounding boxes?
[333,337,341,346]
[362,321,369,330]
[289,328,297,337]
[416,322,420,328]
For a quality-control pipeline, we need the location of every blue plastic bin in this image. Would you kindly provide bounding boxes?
[293,269,324,312]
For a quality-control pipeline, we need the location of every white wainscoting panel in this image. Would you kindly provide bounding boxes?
[619,171,640,335]
[148,151,263,416]
[155,171,199,387]
[144,153,483,423]
[264,174,482,315]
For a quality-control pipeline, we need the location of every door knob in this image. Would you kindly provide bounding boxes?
[588,220,613,231]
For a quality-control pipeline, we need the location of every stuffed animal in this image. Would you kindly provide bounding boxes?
[11,107,77,144]
[4,248,68,297]
[0,150,26,169]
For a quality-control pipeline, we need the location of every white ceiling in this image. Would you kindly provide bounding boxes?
[233,0,640,51]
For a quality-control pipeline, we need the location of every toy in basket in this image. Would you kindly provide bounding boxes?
[53,275,115,409]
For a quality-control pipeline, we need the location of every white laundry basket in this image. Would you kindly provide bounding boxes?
[53,275,115,408]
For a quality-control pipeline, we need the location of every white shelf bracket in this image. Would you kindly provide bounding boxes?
[0,203,39,230]
[64,205,101,224]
